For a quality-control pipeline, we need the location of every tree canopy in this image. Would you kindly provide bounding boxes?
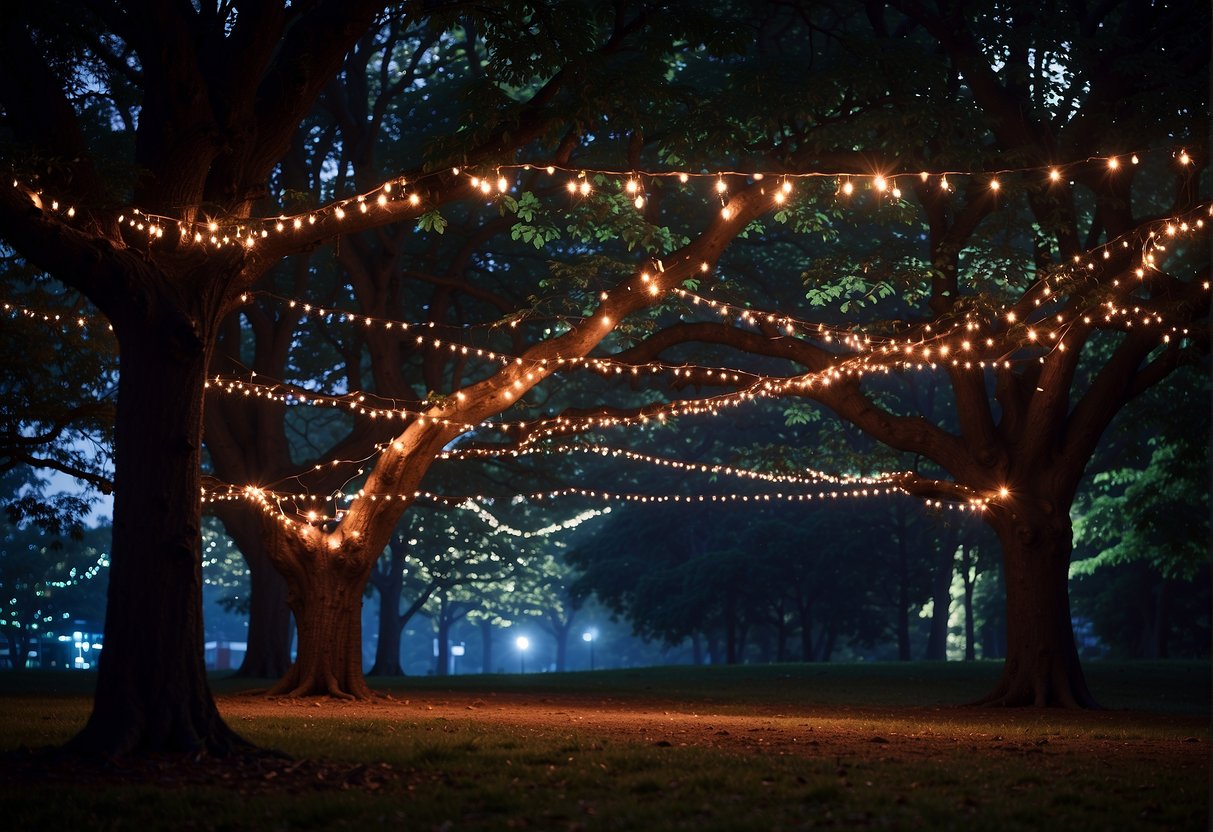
[0,0,1207,755]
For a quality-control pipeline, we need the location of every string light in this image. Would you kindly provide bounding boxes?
[202,481,991,525]
[438,443,888,487]
[9,147,1194,252]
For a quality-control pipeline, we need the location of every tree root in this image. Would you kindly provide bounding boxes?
[264,666,372,700]
[965,666,1101,709]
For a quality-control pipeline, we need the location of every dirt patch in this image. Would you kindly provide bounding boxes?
[225,689,1207,768]
[5,690,1204,796]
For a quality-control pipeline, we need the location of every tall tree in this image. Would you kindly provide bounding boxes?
[1,0,741,751]
[592,1,1209,704]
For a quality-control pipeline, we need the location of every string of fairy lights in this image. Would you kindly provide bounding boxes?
[9,148,1207,530]
[201,480,990,527]
[10,146,1199,251]
[200,198,1208,440]
[11,194,1203,395]
[437,443,885,487]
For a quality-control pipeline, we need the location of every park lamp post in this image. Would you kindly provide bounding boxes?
[582,629,597,671]
[515,635,529,674]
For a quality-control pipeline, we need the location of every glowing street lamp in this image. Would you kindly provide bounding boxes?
[515,635,530,674]
[582,629,597,671]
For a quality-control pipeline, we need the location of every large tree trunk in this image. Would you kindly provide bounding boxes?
[973,501,1097,708]
[216,508,292,679]
[70,312,245,753]
[266,530,373,699]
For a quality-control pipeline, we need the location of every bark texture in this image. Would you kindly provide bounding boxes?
[71,284,247,753]
[265,528,374,699]
[971,499,1097,708]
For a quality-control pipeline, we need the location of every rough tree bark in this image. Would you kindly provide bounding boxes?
[264,525,374,699]
[249,183,773,697]
[0,0,407,753]
[71,279,247,753]
[973,497,1097,708]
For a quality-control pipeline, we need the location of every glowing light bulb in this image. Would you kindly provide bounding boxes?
[841,180,854,196]
[1049,168,1061,182]
[873,176,887,192]
[1107,157,1120,170]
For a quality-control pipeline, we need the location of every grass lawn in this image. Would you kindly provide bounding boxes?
[0,661,1207,831]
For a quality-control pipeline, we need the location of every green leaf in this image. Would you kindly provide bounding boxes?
[417,210,447,235]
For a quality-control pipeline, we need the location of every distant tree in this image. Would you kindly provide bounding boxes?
[0,471,110,669]
[1071,365,1210,657]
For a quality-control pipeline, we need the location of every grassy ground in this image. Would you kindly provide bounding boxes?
[0,661,1208,831]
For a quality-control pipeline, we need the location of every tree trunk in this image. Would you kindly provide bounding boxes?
[480,619,494,674]
[367,561,405,677]
[552,616,571,672]
[973,501,1097,708]
[724,593,738,665]
[71,314,245,753]
[265,529,373,699]
[5,630,24,670]
[216,508,292,679]
[925,541,956,661]
[816,623,837,662]
[370,592,404,676]
[798,600,815,662]
[961,544,977,662]
[896,522,912,661]
[1154,580,1171,659]
[435,611,451,677]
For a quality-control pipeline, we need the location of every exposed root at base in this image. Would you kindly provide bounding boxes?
[965,673,1101,709]
[263,667,373,701]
